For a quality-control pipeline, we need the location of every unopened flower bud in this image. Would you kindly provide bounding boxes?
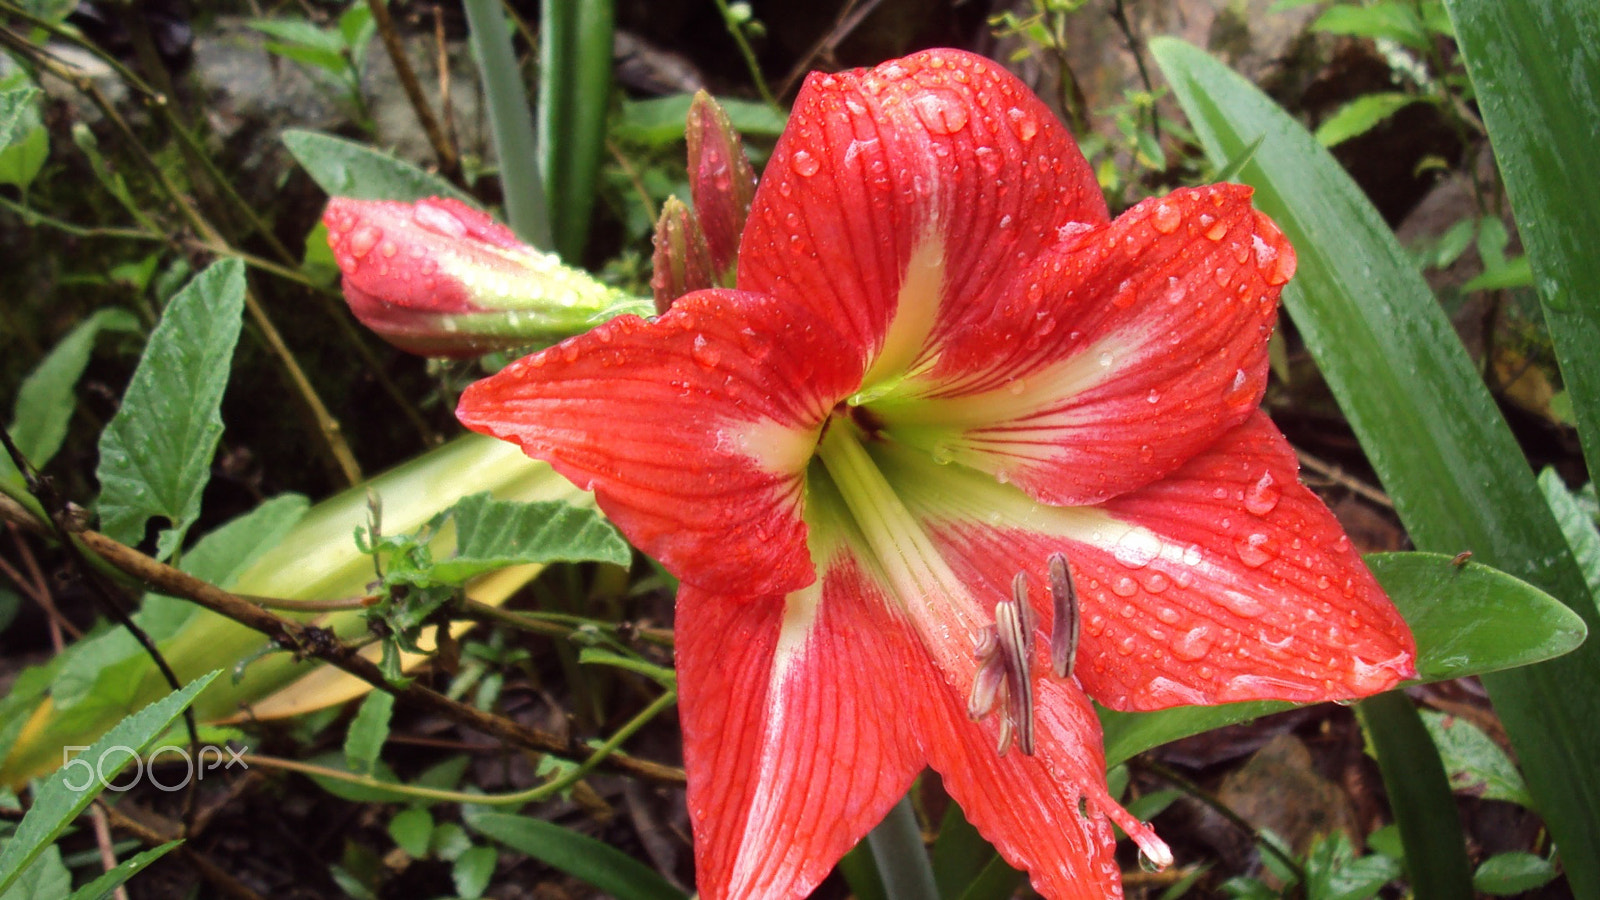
[686,91,756,285]
[324,197,635,357]
[651,196,715,314]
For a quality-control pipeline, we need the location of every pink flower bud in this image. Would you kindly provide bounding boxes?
[650,196,715,314]
[324,197,628,357]
[686,91,756,285]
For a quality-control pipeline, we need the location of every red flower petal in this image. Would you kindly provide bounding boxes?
[878,185,1296,506]
[890,413,1415,711]
[456,290,861,596]
[676,559,926,899]
[738,49,1105,378]
[919,674,1168,900]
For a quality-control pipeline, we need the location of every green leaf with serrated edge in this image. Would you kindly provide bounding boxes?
[1418,709,1532,807]
[431,493,630,583]
[282,130,475,205]
[64,841,182,900]
[1447,0,1600,491]
[1100,552,1587,766]
[1473,852,1560,896]
[1151,38,1600,896]
[95,259,246,561]
[0,86,41,152]
[53,493,310,712]
[0,672,217,894]
[388,808,434,858]
[1314,93,1425,147]
[345,691,394,777]
[465,812,688,900]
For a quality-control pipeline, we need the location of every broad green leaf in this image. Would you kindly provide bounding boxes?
[388,808,434,858]
[0,845,68,900]
[1473,852,1560,896]
[0,117,45,190]
[466,812,688,900]
[1539,469,1600,600]
[537,0,614,261]
[344,691,394,777]
[1446,1,1600,495]
[1,309,140,488]
[614,94,788,147]
[1101,551,1587,766]
[0,86,41,152]
[1312,3,1430,51]
[0,672,217,894]
[1460,255,1532,293]
[451,845,496,899]
[432,493,629,583]
[932,803,1001,900]
[1152,38,1600,896]
[1315,93,1424,147]
[263,42,350,76]
[246,18,345,53]
[461,0,549,248]
[1419,709,1532,807]
[1356,692,1473,898]
[64,841,182,900]
[282,130,475,205]
[96,259,247,560]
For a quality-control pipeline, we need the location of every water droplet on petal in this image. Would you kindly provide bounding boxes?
[1206,218,1230,241]
[1234,533,1272,568]
[1097,351,1114,368]
[691,334,721,369]
[792,150,820,177]
[1007,379,1026,395]
[347,224,381,258]
[912,91,969,135]
[1151,202,1181,234]
[1173,626,1214,661]
[1156,606,1181,624]
[1146,389,1161,404]
[1244,471,1281,516]
[1113,530,1162,568]
[1111,576,1138,597]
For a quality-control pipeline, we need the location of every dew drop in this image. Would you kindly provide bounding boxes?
[1116,635,1137,656]
[412,203,468,238]
[1113,529,1162,568]
[691,334,721,369]
[1007,379,1026,395]
[1146,389,1161,404]
[912,91,969,135]
[1097,350,1114,368]
[1151,202,1181,234]
[347,224,381,258]
[1244,471,1281,516]
[1112,576,1138,597]
[1182,544,1203,566]
[1145,572,1171,594]
[1173,626,1214,661]
[1233,533,1272,569]
[792,150,820,177]
[1156,606,1181,625]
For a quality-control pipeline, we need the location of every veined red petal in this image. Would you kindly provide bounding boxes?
[738,49,1105,383]
[919,674,1167,900]
[456,290,861,596]
[886,413,1416,712]
[677,558,926,899]
[877,185,1296,506]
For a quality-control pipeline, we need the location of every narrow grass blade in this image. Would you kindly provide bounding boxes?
[538,0,614,262]
[462,0,550,248]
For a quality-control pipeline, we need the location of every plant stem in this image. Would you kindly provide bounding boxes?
[709,0,779,108]
[462,0,550,248]
[866,795,940,900]
[367,0,462,183]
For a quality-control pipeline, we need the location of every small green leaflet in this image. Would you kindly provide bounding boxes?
[0,85,42,153]
[345,691,395,777]
[95,259,247,561]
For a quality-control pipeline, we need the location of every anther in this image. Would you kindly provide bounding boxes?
[1048,552,1080,678]
[968,574,1040,756]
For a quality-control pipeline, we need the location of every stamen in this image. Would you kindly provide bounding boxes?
[1048,552,1080,679]
[995,581,1035,756]
[967,652,1005,720]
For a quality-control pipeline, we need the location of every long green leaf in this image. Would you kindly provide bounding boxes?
[538,0,614,262]
[1357,692,1473,898]
[1446,1,1600,497]
[466,811,687,900]
[64,841,182,900]
[95,259,246,560]
[282,130,475,205]
[462,0,550,248]
[0,673,217,893]
[1151,38,1600,894]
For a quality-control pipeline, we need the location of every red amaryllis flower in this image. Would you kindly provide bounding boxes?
[457,49,1416,899]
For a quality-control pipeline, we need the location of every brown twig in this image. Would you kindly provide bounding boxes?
[58,524,684,785]
[97,801,267,900]
[367,0,463,183]
[1294,446,1395,510]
